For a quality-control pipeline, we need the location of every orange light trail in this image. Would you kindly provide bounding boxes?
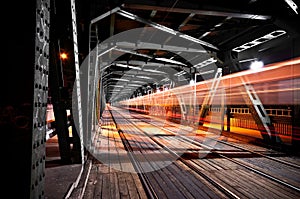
[120,57,300,106]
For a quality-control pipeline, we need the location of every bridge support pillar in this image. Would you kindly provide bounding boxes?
[292,105,300,153]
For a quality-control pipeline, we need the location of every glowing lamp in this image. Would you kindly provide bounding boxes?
[60,52,68,60]
[250,60,264,70]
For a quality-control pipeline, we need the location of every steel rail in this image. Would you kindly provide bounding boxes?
[108,108,159,199]
[131,113,300,193]
[111,107,241,199]
[137,113,300,169]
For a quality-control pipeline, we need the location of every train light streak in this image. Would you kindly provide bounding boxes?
[118,57,300,107]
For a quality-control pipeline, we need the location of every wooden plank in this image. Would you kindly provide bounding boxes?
[169,161,217,199]
[131,173,149,199]
[214,168,270,198]
[110,172,120,199]
[117,172,130,199]
[93,164,104,198]
[184,160,236,198]
[202,159,224,170]
[125,173,142,199]
[155,167,195,199]
[200,169,247,198]
[144,171,169,198]
[83,164,98,198]
[175,160,228,198]
[98,164,110,174]
[133,151,154,173]
[101,173,110,198]
[238,157,300,188]
[192,159,219,171]
[127,139,182,198]
[162,163,200,199]
[236,168,300,198]
[213,158,242,170]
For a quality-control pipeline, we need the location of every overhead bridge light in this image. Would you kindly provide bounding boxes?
[194,57,217,68]
[174,71,186,76]
[285,0,298,14]
[115,63,141,70]
[111,78,129,82]
[232,30,286,53]
[155,57,187,66]
[250,60,264,70]
[198,69,215,75]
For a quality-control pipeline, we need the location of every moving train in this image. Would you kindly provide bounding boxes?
[116,58,300,146]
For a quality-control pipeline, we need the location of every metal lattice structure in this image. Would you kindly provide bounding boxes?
[30,0,50,198]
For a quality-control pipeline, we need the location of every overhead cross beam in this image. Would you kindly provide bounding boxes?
[90,7,219,51]
[122,4,272,20]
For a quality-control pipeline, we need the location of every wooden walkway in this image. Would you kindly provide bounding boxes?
[69,110,148,199]
[69,108,300,199]
[83,162,147,199]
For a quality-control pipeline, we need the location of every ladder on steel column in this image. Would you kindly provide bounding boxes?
[87,24,100,150]
[198,68,223,125]
[226,51,279,143]
[241,80,279,143]
[89,24,99,52]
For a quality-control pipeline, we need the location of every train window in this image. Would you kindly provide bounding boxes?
[283,110,288,116]
[277,110,282,116]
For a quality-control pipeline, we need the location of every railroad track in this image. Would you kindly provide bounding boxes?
[129,110,300,165]
[109,107,238,199]
[128,110,300,190]
[108,106,300,198]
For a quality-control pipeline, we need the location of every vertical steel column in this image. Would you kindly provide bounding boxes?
[31,0,50,198]
[90,46,99,146]
[49,4,72,164]
[226,105,231,132]
[3,0,49,197]
[63,1,86,197]
[84,23,98,150]
[223,65,231,132]
[87,31,98,150]
[292,105,300,149]
[292,75,300,150]
[70,0,84,165]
